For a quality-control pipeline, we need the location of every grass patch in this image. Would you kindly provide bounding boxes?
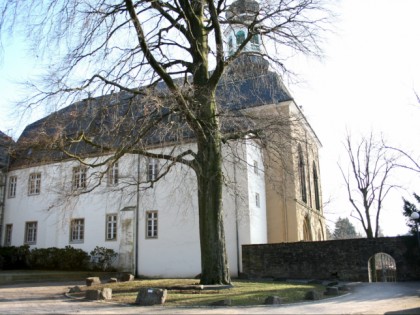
[73,278,329,306]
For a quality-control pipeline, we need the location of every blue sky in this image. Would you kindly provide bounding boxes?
[1,0,420,236]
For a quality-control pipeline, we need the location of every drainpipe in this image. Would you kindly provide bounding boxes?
[233,156,241,277]
[134,154,140,277]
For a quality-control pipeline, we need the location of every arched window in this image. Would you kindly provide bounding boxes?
[251,34,259,45]
[318,220,324,240]
[236,30,245,46]
[298,145,307,203]
[313,161,320,210]
[303,217,312,241]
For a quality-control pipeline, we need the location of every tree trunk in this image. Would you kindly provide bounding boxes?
[196,132,231,285]
[194,89,231,285]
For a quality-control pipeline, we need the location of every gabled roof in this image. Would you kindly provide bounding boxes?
[12,67,293,168]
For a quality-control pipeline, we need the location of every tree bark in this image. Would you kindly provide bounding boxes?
[194,90,231,285]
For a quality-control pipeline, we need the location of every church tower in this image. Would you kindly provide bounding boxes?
[224,0,268,76]
[224,0,261,56]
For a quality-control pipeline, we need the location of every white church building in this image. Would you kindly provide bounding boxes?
[0,0,326,278]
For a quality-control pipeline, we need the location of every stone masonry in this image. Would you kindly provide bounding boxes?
[242,236,420,281]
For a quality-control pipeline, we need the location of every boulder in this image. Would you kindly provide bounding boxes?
[101,288,112,300]
[68,286,82,293]
[86,277,101,286]
[120,273,134,282]
[85,290,102,300]
[135,288,167,306]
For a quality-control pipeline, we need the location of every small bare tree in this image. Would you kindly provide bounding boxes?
[339,132,401,238]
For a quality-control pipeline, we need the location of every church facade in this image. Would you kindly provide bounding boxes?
[0,0,326,278]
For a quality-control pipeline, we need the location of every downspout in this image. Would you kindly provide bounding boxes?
[233,157,241,277]
[135,154,140,277]
[0,144,10,246]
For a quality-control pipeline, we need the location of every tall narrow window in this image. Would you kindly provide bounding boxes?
[236,30,245,46]
[253,160,259,175]
[147,159,159,182]
[72,166,87,190]
[107,163,119,186]
[146,211,158,239]
[70,218,84,243]
[255,193,260,208]
[106,214,117,241]
[313,161,321,210]
[303,217,311,241]
[298,145,307,203]
[28,173,41,195]
[8,176,17,198]
[4,224,12,246]
[25,221,37,244]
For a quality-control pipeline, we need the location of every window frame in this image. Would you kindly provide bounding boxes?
[107,163,119,186]
[253,160,259,175]
[147,159,159,182]
[70,218,85,243]
[298,145,307,203]
[4,224,12,246]
[24,221,37,245]
[8,175,17,198]
[255,192,260,208]
[313,161,321,211]
[72,166,87,190]
[28,172,42,196]
[105,214,118,241]
[146,210,158,239]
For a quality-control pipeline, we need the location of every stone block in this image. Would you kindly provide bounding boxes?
[264,296,282,304]
[120,273,134,282]
[304,290,320,300]
[86,277,101,286]
[101,288,112,300]
[135,288,167,306]
[68,285,82,293]
[85,290,102,300]
[324,286,339,296]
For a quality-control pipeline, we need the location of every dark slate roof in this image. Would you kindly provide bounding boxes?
[12,66,293,167]
[0,131,14,169]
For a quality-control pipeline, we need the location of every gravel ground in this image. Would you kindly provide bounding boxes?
[0,280,419,314]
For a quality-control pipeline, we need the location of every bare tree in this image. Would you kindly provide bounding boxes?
[339,132,401,238]
[0,0,330,284]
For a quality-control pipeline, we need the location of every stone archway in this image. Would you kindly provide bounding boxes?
[368,252,397,282]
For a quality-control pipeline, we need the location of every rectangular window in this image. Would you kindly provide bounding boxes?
[253,160,259,175]
[147,159,159,181]
[28,173,41,195]
[255,193,260,208]
[25,221,37,244]
[70,218,84,243]
[106,214,117,241]
[72,167,87,190]
[146,211,158,239]
[4,224,12,246]
[107,163,119,186]
[8,176,17,198]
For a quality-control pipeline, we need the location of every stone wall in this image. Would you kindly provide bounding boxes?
[242,236,420,281]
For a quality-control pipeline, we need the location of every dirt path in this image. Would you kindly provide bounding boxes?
[0,281,419,314]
